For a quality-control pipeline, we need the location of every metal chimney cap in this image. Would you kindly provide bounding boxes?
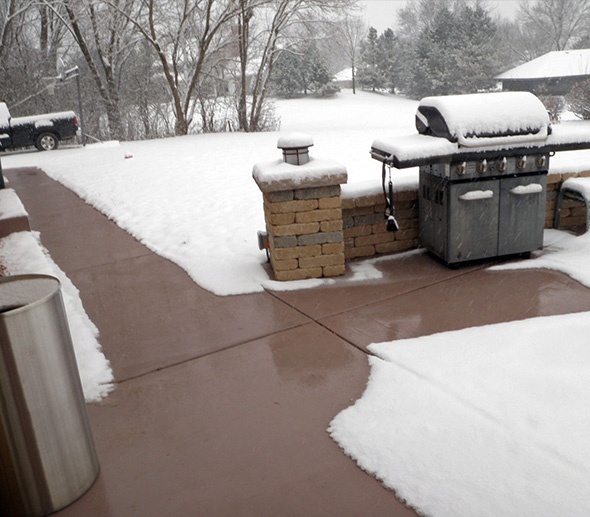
[277,133,314,150]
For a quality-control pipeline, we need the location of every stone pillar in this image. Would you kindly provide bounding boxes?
[253,134,348,281]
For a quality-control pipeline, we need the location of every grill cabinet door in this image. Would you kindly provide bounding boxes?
[419,171,447,259]
[498,174,547,256]
[447,180,499,263]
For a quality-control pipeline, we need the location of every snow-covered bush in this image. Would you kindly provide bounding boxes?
[566,79,590,120]
[539,95,566,123]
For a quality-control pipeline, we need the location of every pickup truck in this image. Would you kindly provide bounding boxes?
[0,102,78,151]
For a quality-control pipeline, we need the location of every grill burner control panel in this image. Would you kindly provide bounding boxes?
[424,154,549,182]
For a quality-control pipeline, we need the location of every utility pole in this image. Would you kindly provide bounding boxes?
[62,66,85,146]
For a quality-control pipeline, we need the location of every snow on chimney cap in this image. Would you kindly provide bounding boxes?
[277,132,314,150]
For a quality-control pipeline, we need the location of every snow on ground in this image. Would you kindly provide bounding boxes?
[0,231,113,402]
[491,230,590,288]
[2,90,418,295]
[329,311,590,517]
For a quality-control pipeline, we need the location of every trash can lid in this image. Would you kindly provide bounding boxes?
[0,274,60,315]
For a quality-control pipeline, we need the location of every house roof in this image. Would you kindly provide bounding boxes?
[334,68,352,81]
[496,49,590,80]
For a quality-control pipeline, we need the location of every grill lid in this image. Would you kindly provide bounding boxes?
[415,92,551,148]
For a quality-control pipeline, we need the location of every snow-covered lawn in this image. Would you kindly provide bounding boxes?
[3,90,590,514]
[2,91,419,295]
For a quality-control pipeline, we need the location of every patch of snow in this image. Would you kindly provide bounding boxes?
[372,133,457,162]
[34,119,54,129]
[329,311,590,517]
[373,120,590,166]
[509,183,543,195]
[496,49,590,80]
[0,103,11,127]
[560,176,590,198]
[419,92,549,143]
[491,229,590,287]
[277,132,314,149]
[0,231,114,402]
[459,189,494,201]
[10,111,76,127]
[252,157,347,191]
[0,188,28,219]
[547,147,590,174]
[263,248,426,291]
[546,120,590,145]
[334,68,353,82]
[341,173,419,199]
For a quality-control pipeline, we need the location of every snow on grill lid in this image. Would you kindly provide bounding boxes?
[416,92,550,146]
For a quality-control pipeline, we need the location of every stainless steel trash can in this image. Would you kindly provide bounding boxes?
[0,274,99,516]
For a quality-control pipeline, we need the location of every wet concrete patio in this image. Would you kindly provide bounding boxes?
[6,166,590,516]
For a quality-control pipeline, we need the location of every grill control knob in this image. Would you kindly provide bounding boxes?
[476,159,487,173]
[536,155,547,168]
[497,157,507,172]
[516,156,527,169]
[456,162,467,175]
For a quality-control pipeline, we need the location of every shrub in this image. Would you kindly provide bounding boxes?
[566,79,590,120]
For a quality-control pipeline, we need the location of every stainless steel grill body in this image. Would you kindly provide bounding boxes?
[419,155,548,264]
[371,93,590,266]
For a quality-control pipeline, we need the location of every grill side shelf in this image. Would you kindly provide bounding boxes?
[371,140,590,170]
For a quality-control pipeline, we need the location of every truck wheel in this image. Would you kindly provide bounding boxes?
[35,132,59,151]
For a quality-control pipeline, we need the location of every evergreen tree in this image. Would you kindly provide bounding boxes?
[272,50,304,98]
[376,28,399,93]
[357,27,383,91]
[301,43,332,95]
[271,43,332,97]
[408,4,502,99]
[455,5,500,93]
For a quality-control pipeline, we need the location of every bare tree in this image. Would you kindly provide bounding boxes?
[333,14,365,94]
[55,0,137,139]
[37,1,68,77]
[0,0,35,62]
[0,1,75,115]
[519,0,590,53]
[105,0,241,136]
[235,0,354,132]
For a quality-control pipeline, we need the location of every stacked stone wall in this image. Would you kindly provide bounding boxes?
[341,189,419,260]
[546,171,590,228]
[340,171,590,262]
[264,185,345,281]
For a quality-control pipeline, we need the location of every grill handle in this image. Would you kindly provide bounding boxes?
[509,184,543,195]
[457,128,548,148]
[459,190,494,201]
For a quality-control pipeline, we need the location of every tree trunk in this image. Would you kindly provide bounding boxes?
[64,0,124,140]
[237,0,251,132]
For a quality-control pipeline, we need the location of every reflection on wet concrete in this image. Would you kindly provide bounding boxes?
[268,324,356,388]
[319,268,590,351]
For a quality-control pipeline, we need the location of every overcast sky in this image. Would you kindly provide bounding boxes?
[362,0,521,32]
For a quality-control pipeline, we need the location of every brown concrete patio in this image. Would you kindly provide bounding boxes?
[6,166,590,516]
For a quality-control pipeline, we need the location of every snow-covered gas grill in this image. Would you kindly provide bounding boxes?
[371,92,590,265]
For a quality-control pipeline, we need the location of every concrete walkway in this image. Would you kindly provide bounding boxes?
[6,166,590,516]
